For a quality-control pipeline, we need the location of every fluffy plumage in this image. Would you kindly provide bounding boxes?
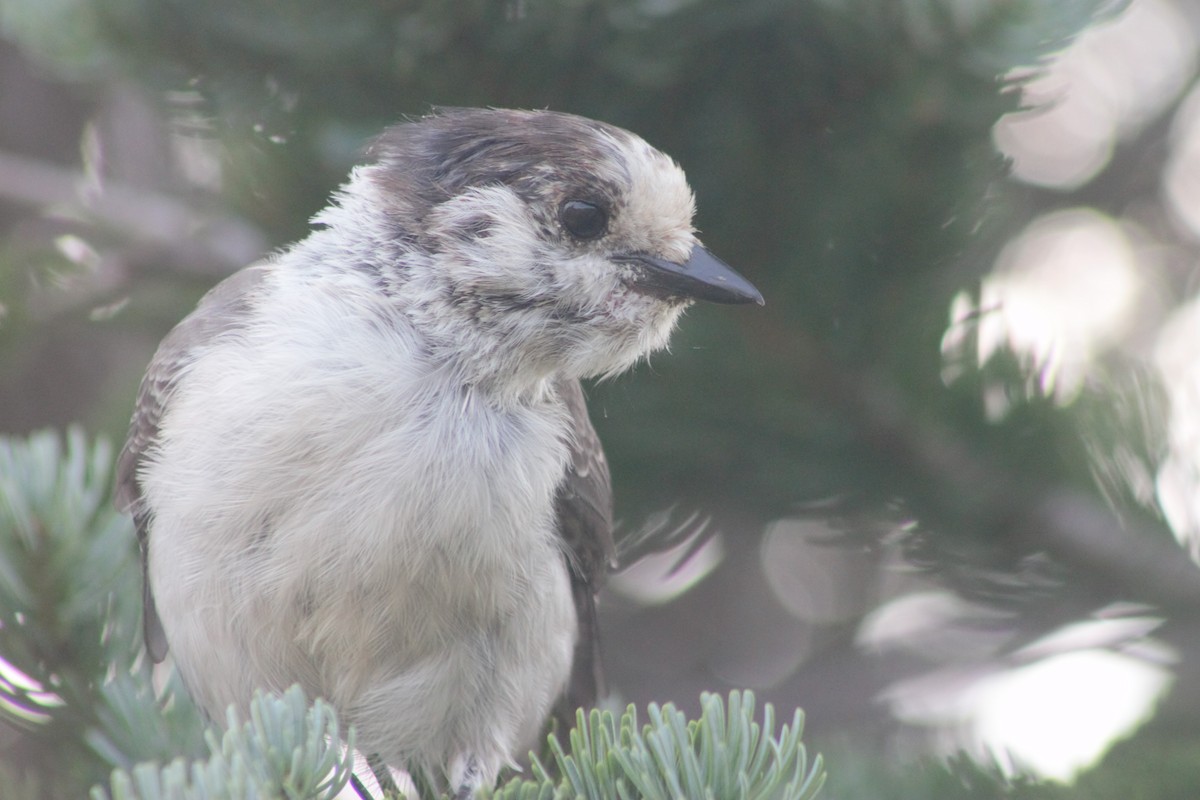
[115,108,760,797]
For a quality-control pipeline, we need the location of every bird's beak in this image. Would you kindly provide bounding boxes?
[619,246,765,306]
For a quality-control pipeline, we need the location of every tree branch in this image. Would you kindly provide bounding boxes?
[0,148,266,275]
[780,326,1200,612]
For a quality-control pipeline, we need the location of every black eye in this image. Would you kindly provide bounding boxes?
[560,200,609,240]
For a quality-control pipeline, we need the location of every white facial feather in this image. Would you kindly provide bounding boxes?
[601,130,697,262]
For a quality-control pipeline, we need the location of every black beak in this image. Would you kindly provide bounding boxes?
[619,247,765,306]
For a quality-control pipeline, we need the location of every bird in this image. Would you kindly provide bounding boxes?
[115,107,762,798]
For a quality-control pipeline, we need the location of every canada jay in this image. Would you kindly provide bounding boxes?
[115,107,762,797]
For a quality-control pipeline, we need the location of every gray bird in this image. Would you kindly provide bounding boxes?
[115,107,762,797]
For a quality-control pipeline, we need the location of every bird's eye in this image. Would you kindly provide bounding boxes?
[560,200,609,240]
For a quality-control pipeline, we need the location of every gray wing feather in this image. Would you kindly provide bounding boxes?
[114,265,268,661]
[552,377,615,721]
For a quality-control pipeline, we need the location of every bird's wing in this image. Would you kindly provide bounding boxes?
[114,264,268,662]
[552,376,615,721]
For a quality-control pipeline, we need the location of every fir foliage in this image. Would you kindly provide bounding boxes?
[0,428,204,796]
[95,687,354,800]
[495,692,824,800]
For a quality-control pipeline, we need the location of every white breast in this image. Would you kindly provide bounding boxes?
[141,268,577,773]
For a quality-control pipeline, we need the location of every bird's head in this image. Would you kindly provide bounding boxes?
[324,108,761,394]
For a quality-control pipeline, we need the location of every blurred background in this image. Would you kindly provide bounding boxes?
[4,0,1200,796]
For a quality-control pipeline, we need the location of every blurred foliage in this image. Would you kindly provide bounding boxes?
[4,0,1199,797]
[824,733,1200,800]
[822,751,1044,799]
[1049,732,1200,800]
